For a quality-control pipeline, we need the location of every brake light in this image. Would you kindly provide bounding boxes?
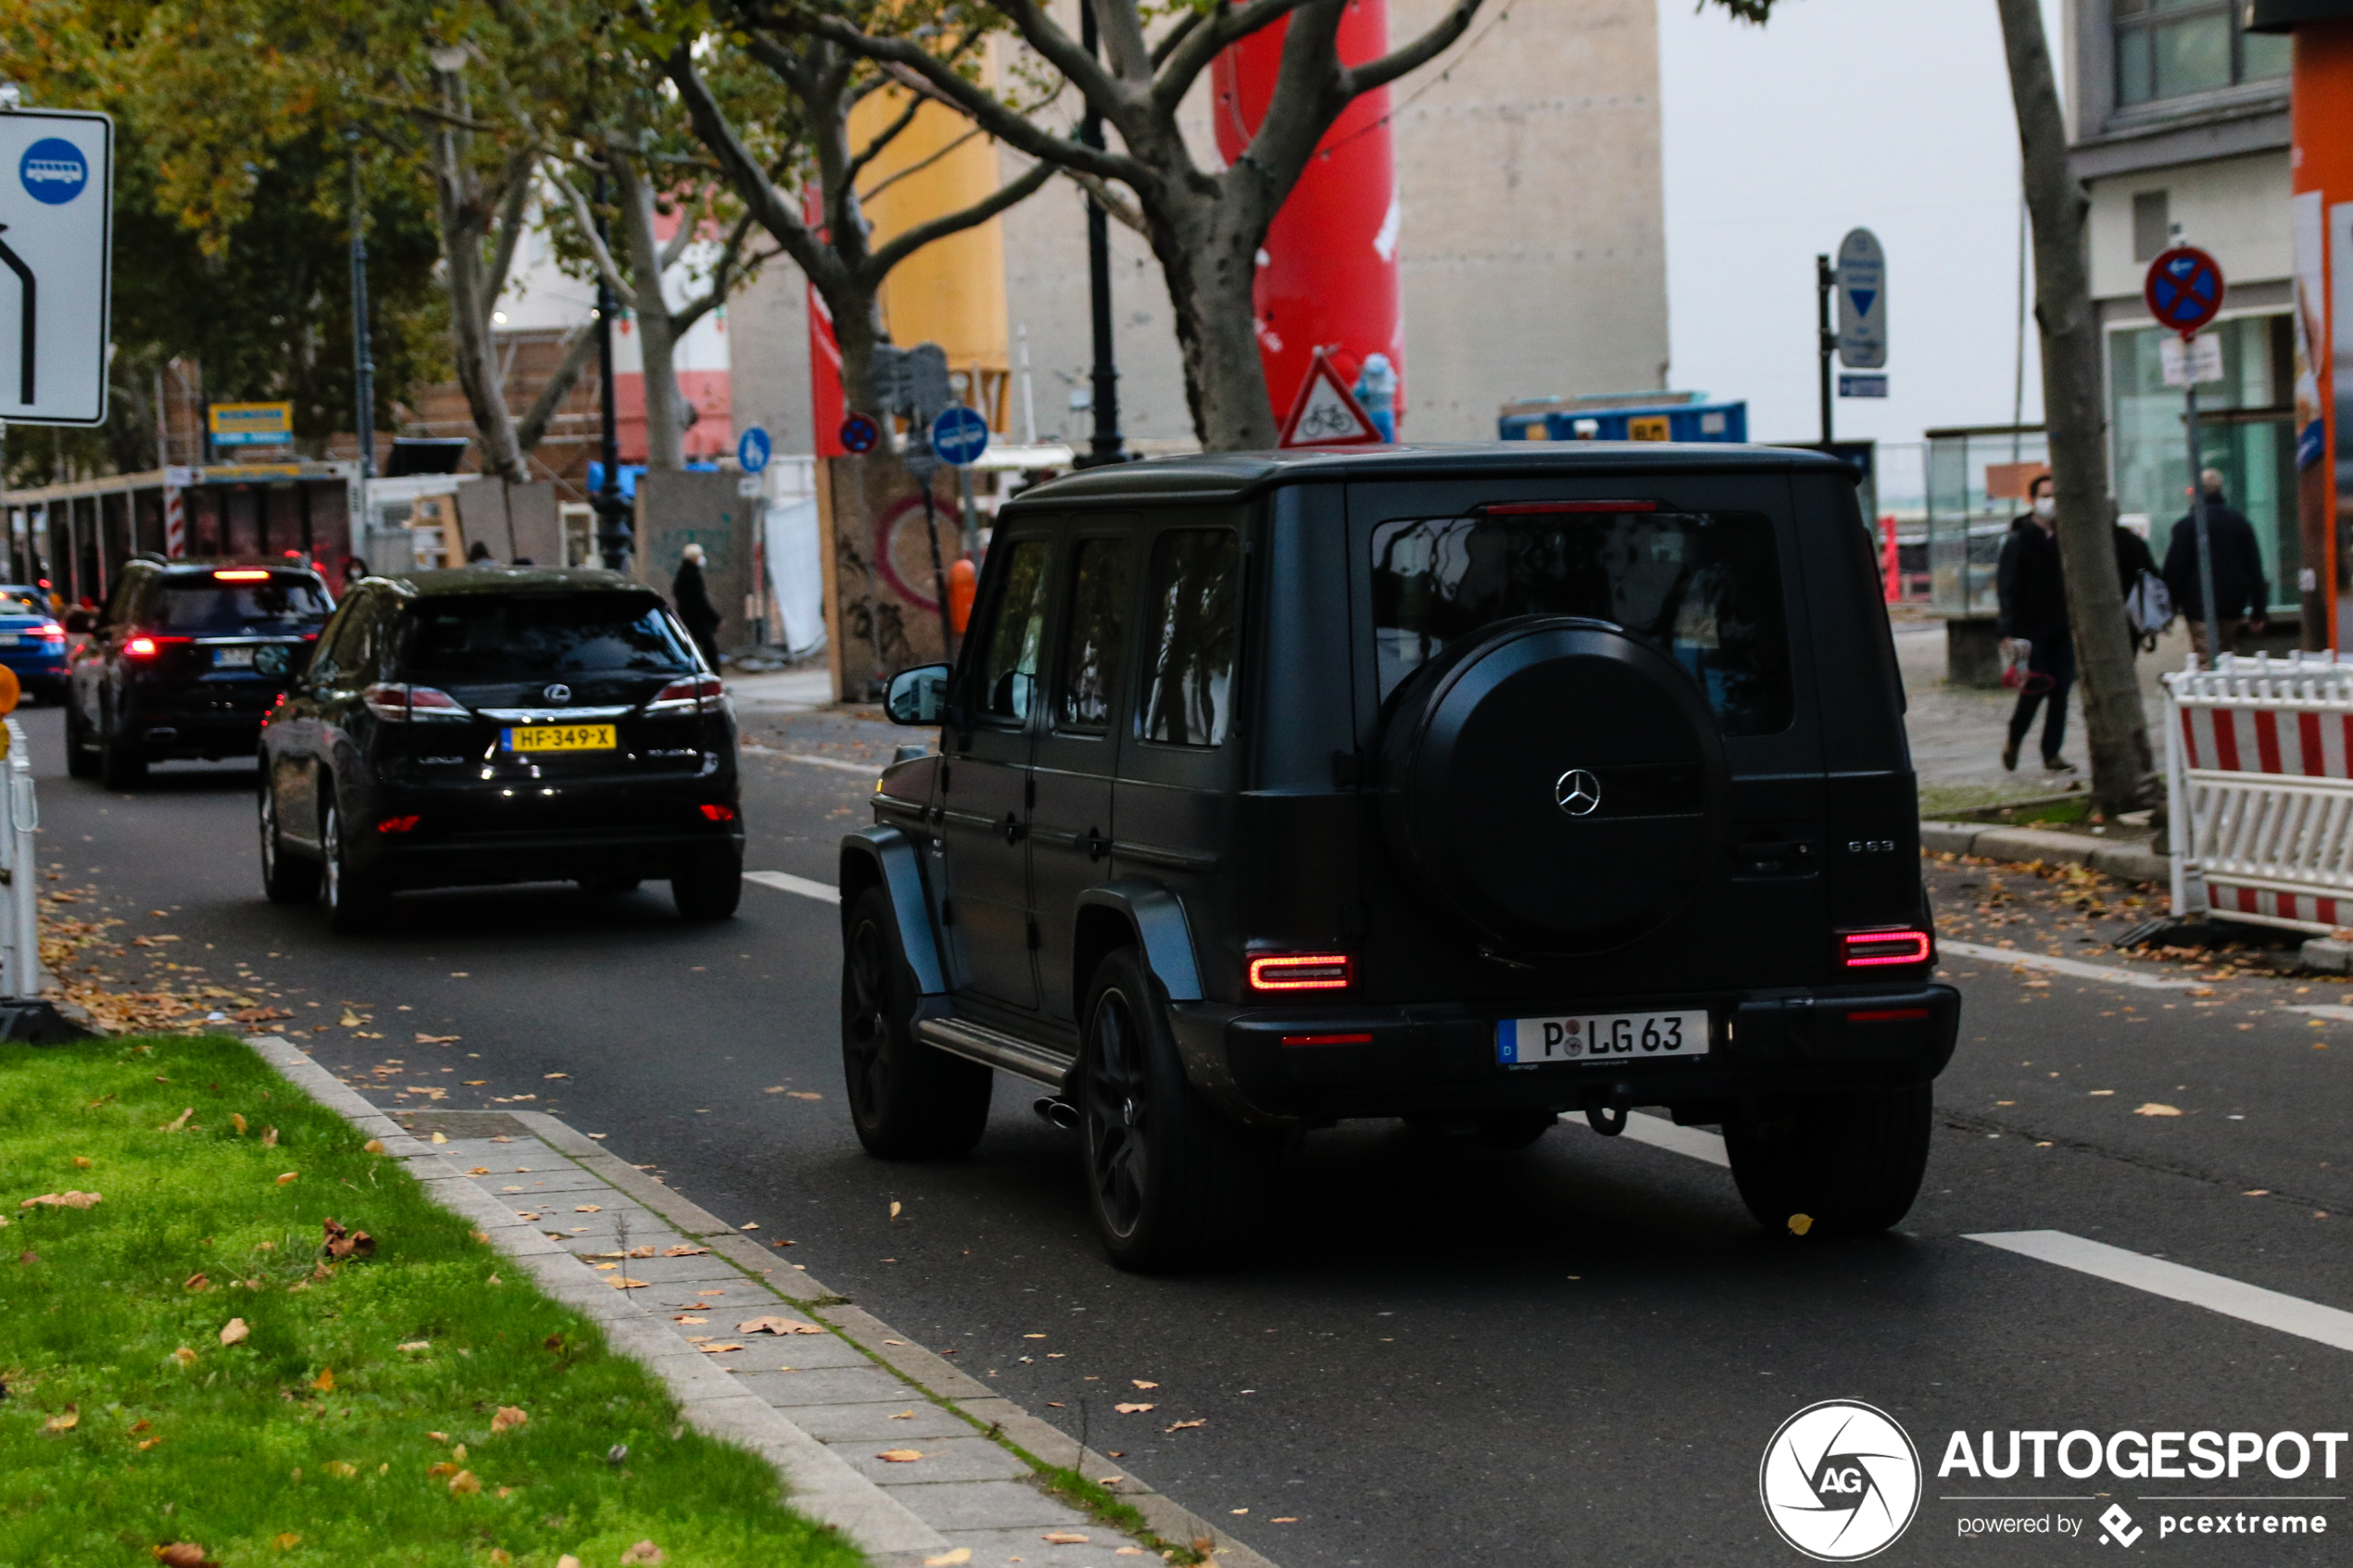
[699,803,737,822]
[1280,1032,1373,1047]
[647,675,726,716]
[363,684,472,721]
[1849,1007,1930,1023]
[375,815,421,834]
[38,623,63,641]
[213,569,271,582]
[1479,500,1660,516]
[1248,953,1353,992]
[1842,929,1933,968]
[125,636,160,659]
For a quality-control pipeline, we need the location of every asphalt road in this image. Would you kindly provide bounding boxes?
[25,696,2353,1567]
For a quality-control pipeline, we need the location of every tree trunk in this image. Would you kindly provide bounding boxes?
[430,69,527,483]
[1994,0,2154,813]
[613,154,687,471]
[1151,196,1278,449]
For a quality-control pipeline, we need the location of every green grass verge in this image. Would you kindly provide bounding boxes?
[0,1034,869,1568]
[1917,782,2086,821]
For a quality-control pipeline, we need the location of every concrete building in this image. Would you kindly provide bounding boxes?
[2065,0,2298,613]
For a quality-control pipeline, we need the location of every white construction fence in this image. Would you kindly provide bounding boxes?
[0,717,44,997]
[2167,651,2353,933]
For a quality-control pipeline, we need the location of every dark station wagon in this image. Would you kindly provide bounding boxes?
[842,445,1959,1269]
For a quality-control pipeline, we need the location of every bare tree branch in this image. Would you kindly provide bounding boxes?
[551,167,641,311]
[864,155,1056,279]
[845,89,925,184]
[668,44,847,294]
[1343,0,1487,97]
[483,147,538,307]
[515,321,599,452]
[1152,0,1317,112]
[858,121,984,206]
[1057,165,1146,236]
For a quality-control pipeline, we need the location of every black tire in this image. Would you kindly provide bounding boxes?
[63,698,96,780]
[320,797,387,934]
[1724,1085,1933,1236]
[672,847,743,921]
[840,885,990,1158]
[99,711,145,790]
[258,775,321,905]
[1078,947,1277,1272]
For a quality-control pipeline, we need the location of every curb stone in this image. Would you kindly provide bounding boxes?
[1920,821,2168,886]
[243,1035,1281,1568]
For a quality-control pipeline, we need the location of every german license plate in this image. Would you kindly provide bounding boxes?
[1496,1009,1709,1067]
[503,723,616,753]
[211,646,255,668]
[0,634,19,647]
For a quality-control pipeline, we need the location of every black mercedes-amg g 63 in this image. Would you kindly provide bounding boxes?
[842,445,1957,1269]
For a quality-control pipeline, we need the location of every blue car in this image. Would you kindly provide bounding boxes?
[0,585,68,701]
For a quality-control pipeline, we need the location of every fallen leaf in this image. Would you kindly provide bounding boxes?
[338,1012,363,1028]
[488,1552,512,1566]
[152,1545,210,1568]
[2134,1102,2183,1117]
[1131,1379,1158,1389]
[696,1342,744,1354]
[925,1551,974,1567]
[610,1277,650,1289]
[1272,1516,1300,1524]
[672,1316,709,1324]
[398,1341,430,1353]
[70,1155,92,1169]
[1787,1213,1814,1236]
[425,1461,459,1478]
[490,1406,527,1434]
[312,1367,334,1393]
[1114,1403,1155,1414]
[231,1114,247,1136]
[544,1072,569,1079]
[1041,1533,1089,1545]
[888,1200,902,1220]
[2246,1189,2271,1197]
[877,1449,925,1462]
[661,1245,708,1257]
[321,1217,375,1261]
[890,1409,914,1420]
[452,1443,467,1461]
[321,1461,357,1478]
[1165,1419,1206,1432]
[170,1348,196,1367]
[557,1559,581,1568]
[219,1318,249,1347]
[430,1132,447,1144]
[787,1090,820,1100]
[739,1316,824,1336]
[19,1191,102,1210]
[261,1128,278,1148]
[275,1173,297,1185]
[163,1107,194,1132]
[740,1222,760,1231]
[573,1205,601,1213]
[1117,1549,1150,1557]
[447,1468,481,1496]
[416,1034,459,1044]
[362,1139,384,1155]
[619,1543,665,1566]
[271,1535,300,1551]
[183,1273,209,1292]
[43,1406,76,1432]
[624,1246,656,1259]
[1098,1475,1124,1486]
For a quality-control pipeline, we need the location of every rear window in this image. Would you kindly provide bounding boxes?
[1370,508,1793,735]
[0,589,44,617]
[153,575,333,633]
[396,594,695,681]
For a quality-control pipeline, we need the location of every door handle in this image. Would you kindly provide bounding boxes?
[1085,827,1108,862]
[1001,811,1024,847]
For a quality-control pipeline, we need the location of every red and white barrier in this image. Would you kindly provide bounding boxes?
[2167,652,2353,932]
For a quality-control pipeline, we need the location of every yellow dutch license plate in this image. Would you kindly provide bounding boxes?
[502,723,616,753]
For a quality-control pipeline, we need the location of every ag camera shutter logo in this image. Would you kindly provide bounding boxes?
[1760,1400,1921,1561]
[19,138,88,205]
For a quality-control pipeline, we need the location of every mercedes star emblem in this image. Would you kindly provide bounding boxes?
[544,684,572,704]
[1554,768,1603,817]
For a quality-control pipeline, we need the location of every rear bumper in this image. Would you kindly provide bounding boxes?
[354,824,745,891]
[1171,982,1961,1123]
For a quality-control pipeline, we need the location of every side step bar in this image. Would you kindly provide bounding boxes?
[914,1017,1076,1091]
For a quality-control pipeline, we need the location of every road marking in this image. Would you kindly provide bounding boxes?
[2285,1005,2353,1022]
[1617,1111,1730,1166]
[746,871,840,905]
[1940,938,2200,991]
[1968,1230,2353,1354]
[742,744,878,775]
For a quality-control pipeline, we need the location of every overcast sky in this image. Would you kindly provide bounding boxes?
[1657,0,2070,495]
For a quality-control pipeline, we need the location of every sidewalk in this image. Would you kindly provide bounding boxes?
[246,1034,1276,1568]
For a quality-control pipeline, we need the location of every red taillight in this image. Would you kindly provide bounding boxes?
[363,684,469,721]
[376,815,421,834]
[213,569,271,582]
[124,636,160,659]
[1849,1007,1931,1023]
[1842,930,1933,968]
[698,803,736,822]
[1248,953,1353,992]
[1279,1032,1372,1047]
[1478,500,1660,516]
[38,623,63,641]
[648,675,726,716]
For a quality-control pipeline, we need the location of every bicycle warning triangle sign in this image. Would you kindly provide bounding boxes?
[1278,347,1383,448]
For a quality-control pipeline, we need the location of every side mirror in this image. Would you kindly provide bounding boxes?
[884,663,951,725]
[62,609,92,634]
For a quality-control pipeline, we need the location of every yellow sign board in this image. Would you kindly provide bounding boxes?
[1628,416,1672,443]
[208,401,295,446]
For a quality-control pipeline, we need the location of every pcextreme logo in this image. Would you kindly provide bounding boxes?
[1761,1400,1924,1562]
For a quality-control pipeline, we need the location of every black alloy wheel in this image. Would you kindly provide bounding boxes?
[258,775,320,904]
[1076,947,1277,1273]
[839,886,988,1158]
[320,797,386,934]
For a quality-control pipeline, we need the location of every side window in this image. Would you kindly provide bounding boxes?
[1056,538,1134,734]
[311,592,379,684]
[1137,530,1241,747]
[974,539,1053,724]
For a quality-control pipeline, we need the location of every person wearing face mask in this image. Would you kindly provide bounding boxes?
[1995,473,2075,773]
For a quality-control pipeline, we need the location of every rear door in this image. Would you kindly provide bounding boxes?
[1031,522,1139,1022]
[940,531,1055,1010]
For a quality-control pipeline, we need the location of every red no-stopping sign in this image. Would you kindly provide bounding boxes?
[2145,246,2225,335]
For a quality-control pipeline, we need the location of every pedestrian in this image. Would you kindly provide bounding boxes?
[673,543,723,672]
[465,541,497,568]
[2160,468,2268,665]
[344,556,370,595]
[2111,507,2162,657]
[1995,473,2075,774]
[1353,352,1399,443]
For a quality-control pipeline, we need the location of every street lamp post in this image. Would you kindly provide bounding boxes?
[348,134,376,482]
[590,172,629,571]
[1075,3,1124,469]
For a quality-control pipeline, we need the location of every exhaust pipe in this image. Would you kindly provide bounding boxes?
[1032,1096,1081,1132]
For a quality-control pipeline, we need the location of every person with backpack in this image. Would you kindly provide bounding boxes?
[2114,509,2167,656]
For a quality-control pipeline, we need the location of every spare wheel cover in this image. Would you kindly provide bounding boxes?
[1378,617,1730,952]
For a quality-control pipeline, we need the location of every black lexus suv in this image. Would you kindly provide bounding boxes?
[257,567,743,932]
[842,445,1959,1270]
[67,558,335,788]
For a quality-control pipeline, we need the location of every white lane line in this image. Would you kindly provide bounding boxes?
[1617,1111,1730,1166]
[1940,938,2200,991]
[742,744,880,775]
[746,870,840,905]
[1968,1230,2353,1354]
[2286,1005,2353,1022]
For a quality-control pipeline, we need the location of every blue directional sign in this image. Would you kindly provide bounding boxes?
[736,424,771,474]
[0,109,113,425]
[1835,228,1886,370]
[931,404,990,467]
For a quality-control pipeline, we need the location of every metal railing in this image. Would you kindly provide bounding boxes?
[2166,651,2353,932]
